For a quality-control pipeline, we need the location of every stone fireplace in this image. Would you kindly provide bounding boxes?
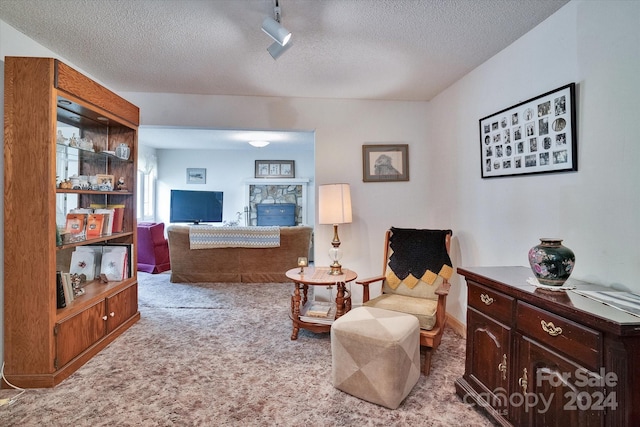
[245,178,310,226]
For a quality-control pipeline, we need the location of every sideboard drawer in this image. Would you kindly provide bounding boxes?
[516,301,601,370]
[467,281,514,325]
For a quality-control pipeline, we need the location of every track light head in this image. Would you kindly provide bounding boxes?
[262,16,291,46]
[267,41,292,60]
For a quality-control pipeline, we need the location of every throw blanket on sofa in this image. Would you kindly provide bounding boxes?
[189,226,280,249]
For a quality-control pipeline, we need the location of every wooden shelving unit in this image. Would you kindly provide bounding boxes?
[3,57,141,388]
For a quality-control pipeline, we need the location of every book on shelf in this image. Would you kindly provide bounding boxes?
[67,244,133,284]
[100,246,129,281]
[69,249,96,281]
[93,208,115,235]
[109,205,125,233]
[60,272,74,304]
[86,213,105,238]
[74,246,104,280]
[56,271,66,309]
[91,204,124,233]
[65,213,87,241]
[300,300,337,325]
[105,243,133,279]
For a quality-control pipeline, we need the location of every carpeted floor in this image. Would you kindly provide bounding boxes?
[1,272,492,426]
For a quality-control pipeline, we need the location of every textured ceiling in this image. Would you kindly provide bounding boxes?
[0,0,569,149]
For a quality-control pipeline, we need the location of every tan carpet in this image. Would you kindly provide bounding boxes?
[1,272,492,426]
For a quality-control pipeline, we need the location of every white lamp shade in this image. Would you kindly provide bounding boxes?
[318,184,353,224]
[262,17,292,46]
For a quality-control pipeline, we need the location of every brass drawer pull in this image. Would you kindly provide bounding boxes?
[498,354,507,380]
[480,293,494,305]
[519,368,528,394]
[541,320,563,336]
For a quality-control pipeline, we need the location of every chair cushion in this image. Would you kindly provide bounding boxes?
[383,272,446,301]
[364,293,438,330]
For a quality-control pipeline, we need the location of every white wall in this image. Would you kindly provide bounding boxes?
[427,0,640,322]
[153,147,315,227]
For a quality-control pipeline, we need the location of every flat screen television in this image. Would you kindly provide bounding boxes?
[170,189,223,224]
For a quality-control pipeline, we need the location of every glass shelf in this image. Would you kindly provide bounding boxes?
[56,231,133,251]
[56,142,133,163]
[56,188,133,196]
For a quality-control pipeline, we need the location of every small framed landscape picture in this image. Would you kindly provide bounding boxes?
[362,144,409,182]
[186,168,206,184]
[255,160,295,178]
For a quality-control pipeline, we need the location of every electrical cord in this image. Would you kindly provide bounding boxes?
[0,362,25,406]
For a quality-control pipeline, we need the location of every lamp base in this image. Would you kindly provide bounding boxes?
[328,224,343,275]
[329,262,343,275]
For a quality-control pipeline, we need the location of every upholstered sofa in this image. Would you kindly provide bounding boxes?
[167,225,313,283]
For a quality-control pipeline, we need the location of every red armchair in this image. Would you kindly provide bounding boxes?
[137,222,171,273]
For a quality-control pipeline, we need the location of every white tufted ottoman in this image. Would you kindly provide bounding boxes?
[331,306,421,409]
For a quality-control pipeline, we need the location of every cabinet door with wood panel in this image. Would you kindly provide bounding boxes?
[55,301,106,369]
[465,308,512,419]
[514,333,604,427]
[106,283,138,333]
[457,280,515,422]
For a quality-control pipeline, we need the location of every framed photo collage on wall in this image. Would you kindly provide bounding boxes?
[480,83,577,178]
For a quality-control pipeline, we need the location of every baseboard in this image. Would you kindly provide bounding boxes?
[446,313,466,339]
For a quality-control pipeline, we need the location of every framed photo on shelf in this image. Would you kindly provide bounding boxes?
[96,174,115,191]
[254,160,295,178]
[480,83,577,179]
[186,168,206,184]
[362,144,409,182]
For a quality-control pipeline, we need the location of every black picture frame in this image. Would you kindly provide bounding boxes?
[362,144,409,182]
[254,160,295,178]
[479,83,577,178]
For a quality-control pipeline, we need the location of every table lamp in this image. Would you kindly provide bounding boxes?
[318,183,352,275]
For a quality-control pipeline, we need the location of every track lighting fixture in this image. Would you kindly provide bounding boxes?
[267,40,292,60]
[262,0,292,59]
[262,16,291,47]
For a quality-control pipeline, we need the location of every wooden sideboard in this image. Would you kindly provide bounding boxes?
[455,266,640,426]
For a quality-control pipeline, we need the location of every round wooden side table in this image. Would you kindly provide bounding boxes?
[285,266,357,340]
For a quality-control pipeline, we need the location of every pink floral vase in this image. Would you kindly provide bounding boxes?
[528,239,575,286]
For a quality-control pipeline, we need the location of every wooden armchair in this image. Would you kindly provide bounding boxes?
[356,227,453,375]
